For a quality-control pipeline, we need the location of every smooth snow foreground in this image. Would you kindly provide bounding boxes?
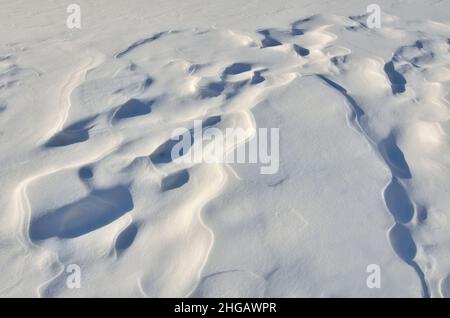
[1,0,450,297]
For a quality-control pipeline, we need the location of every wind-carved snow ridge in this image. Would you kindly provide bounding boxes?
[318,70,430,297]
[304,14,450,298]
[2,7,450,297]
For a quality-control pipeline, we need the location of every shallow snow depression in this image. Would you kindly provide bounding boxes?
[1,0,450,297]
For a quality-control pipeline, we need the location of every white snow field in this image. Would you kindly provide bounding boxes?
[1,0,450,298]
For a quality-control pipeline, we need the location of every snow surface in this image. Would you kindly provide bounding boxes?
[1,0,450,297]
